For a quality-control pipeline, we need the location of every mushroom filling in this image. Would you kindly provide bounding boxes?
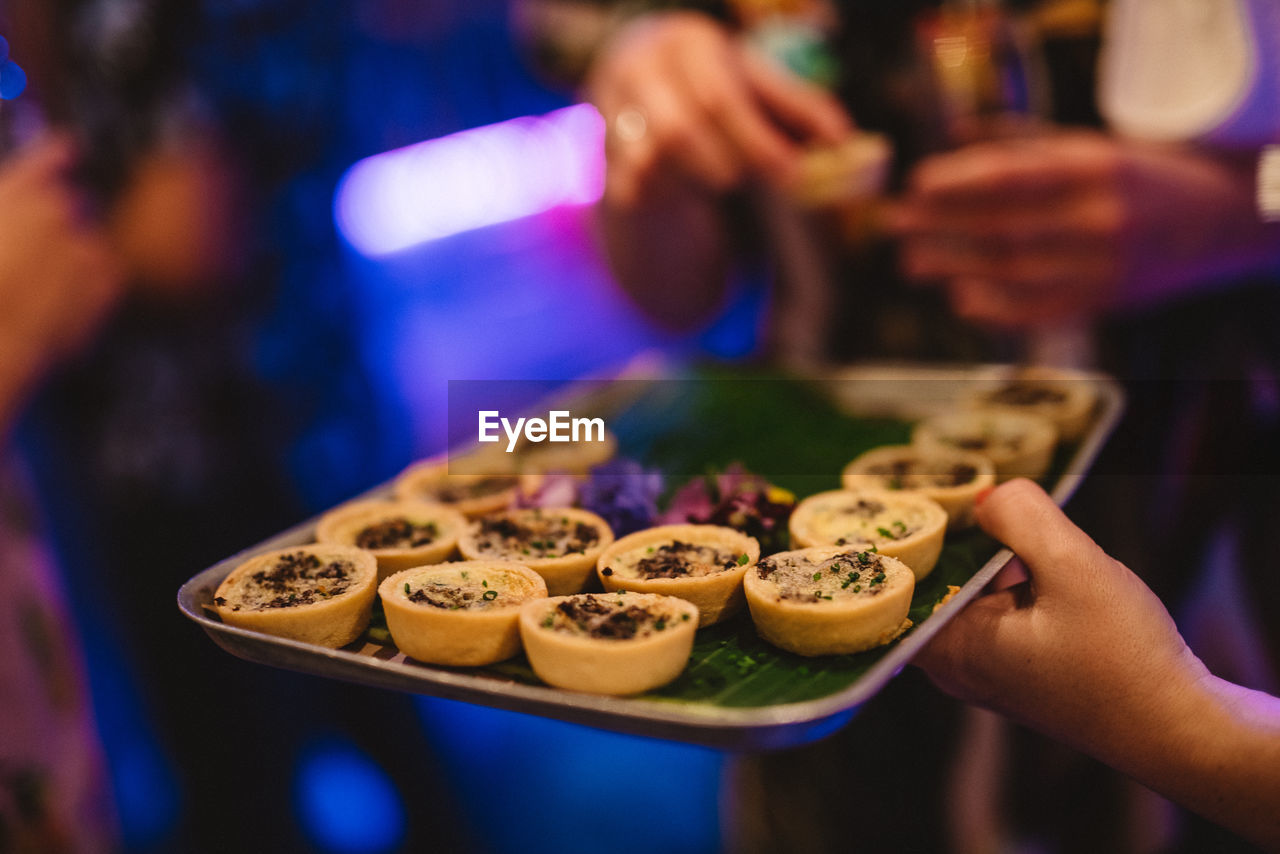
[473,513,600,559]
[864,459,978,490]
[355,517,439,550]
[604,540,747,580]
[218,551,354,611]
[756,550,888,603]
[540,595,688,639]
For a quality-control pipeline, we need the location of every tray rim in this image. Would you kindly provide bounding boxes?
[177,363,1125,750]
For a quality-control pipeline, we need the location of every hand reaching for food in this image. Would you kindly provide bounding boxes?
[0,134,123,431]
[916,479,1280,849]
[891,131,1280,330]
[584,10,853,208]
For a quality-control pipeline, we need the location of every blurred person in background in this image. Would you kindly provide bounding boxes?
[0,132,122,854]
[519,0,1280,850]
[1,1,476,850]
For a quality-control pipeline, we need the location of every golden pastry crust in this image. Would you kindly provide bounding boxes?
[379,561,547,666]
[788,489,948,579]
[968,367,1097,442]
[595,524,760,626]
[212,544,377,648]
[790,132,892,207]
[912,409,1058,482]
[841,444,996,530]
[393,458,537,518]
[458,507,614,596]
[743,546,914,656]
[518,592,698,695]
[315,499,467,581]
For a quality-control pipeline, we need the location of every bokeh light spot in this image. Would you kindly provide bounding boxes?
[0,60,27,100]
[294,740,406,854]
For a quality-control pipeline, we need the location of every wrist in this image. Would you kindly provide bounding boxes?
[1099,664,1280,848]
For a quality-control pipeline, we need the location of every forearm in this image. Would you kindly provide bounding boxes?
[593,183,733,331]
[1121,146,1280,309]
[1092,670,1280,849]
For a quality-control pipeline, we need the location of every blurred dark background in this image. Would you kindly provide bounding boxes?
[4,0,755,851]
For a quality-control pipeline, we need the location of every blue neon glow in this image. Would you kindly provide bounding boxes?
[416,697,725,854]
[294,740,406,854]
[0,59,26,100]
[334,103,605,257]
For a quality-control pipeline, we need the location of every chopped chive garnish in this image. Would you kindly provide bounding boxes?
[482,589,498,601]
[404,582,411,595]
[481,579,488,587]
[812,571,823,581]
[460,571,469,579]
[737,553,749,566]
[877,526,893,538]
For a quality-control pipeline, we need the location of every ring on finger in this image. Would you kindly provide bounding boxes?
[613,106,648,143]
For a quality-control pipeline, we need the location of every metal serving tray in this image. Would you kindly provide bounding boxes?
[178,364,1123,750]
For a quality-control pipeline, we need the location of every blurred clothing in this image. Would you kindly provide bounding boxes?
[1101,0,1280,147]
[0,457,115,854]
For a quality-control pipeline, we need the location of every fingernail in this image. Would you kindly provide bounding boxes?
[974,485,995,507]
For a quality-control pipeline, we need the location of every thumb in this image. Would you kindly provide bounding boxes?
[975,479,1113,597]
[913,585,1025,698]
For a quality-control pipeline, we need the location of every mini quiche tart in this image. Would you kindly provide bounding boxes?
[968,368,1096,442]
[518,592,698,695]
[459,507,614,596]
[315,499,467,581]
[912,409,1058,482]
[379,561,547,666]
[743,547,914,656]
[595,525,760,627]
[841,445,996,530]
[788,489,948,579]
[393,459,534,518]
[212,545,377,648]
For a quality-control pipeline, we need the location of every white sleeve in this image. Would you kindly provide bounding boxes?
[1098,0,1280,147]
